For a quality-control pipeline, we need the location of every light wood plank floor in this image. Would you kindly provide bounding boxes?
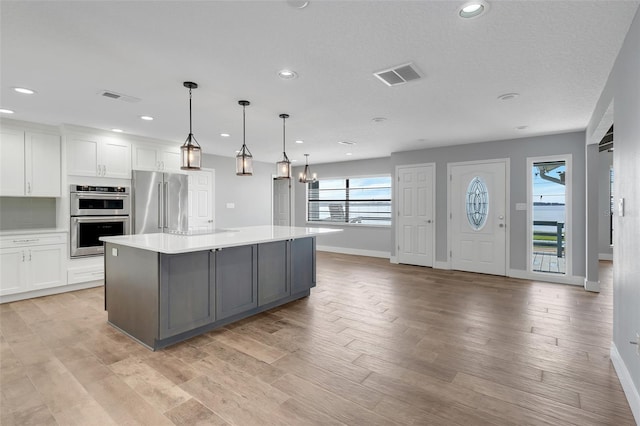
[0,255,635,425]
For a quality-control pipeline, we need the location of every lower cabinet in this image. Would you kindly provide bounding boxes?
[215,245,258,320]
[258,240,290,306]
[291,237,316,294]
[0,234,66,296]
[159,251,214,339]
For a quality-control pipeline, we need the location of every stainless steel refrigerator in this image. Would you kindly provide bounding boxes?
[132,170,189,234]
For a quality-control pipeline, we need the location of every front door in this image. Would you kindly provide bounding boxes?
[449,160,507,275]
[397,164,434,267]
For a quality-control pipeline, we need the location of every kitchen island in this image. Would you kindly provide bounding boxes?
[100,226,341,350]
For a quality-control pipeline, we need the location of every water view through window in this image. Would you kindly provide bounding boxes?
[532,161,566,274]
[307,176,392,225]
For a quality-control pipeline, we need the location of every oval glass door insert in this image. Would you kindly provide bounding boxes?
[466,176,489,230]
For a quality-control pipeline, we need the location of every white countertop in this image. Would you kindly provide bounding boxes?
[100,225,342,254]
[0,228,67,237]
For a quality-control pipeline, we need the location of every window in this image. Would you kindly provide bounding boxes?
[465,176,489,230]
[307,176,392,225]
[610,166,614,245]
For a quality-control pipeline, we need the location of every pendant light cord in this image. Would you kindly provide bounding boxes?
[188,87,193,136]
[242,104,246,147]
[282,116,286,154]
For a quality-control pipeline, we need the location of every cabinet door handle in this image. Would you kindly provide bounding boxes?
[28,249,32,261]
[27,182,31,194]
[161,161,165,170]
[13,238,38,244]
[22,251,25,262]
[103,165,107,176]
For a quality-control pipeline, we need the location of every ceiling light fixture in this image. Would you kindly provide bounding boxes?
[13,87,35,95]
[0,108,15,114]
[236,100,253,176]
[338,141,356,146]
[298,154,317,184]
[287,0,310,9]
[140,115,154,121]
[220,133,230,137]
[458,1,489,19]
[516,125,529,130]
[295,140,304,144]
[346,153,353,156]
[278,69,298,80]
[372,117,387,123]
[276,113,291,179]
[180,82,202,170]
[497,93,519,101]
[111,128,123,133]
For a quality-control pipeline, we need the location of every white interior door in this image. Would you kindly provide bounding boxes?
[449,160,507,275]
[397,164,434,267]
[188,169,214,228]
[273,179,291,226]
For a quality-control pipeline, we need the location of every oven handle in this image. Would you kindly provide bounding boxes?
[71,216,130,223]
[72,193,128,199]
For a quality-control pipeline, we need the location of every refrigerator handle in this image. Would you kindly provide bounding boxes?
[157,182,163,229]
[164,182,169,229]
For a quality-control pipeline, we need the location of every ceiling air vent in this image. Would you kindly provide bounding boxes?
[374,62,422,87]
[98,90,141,103]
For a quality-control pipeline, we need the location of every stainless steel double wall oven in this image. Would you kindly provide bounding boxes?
[70,185,130,257]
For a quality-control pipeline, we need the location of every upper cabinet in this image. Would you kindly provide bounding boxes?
[67,136,131,178]
[132,143,181,172]
[0,127,61,197]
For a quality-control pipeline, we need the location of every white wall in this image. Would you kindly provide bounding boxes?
[587,7,640,421]
[292,157,391,257]
[202,153,274,229]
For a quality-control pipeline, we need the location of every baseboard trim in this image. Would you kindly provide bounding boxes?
[599,253,614,261]
[433,261,451,270]
[389,256,399,264]
[0,280,103,304]
[611,342,640,425]
[508,269,584,286]
[584,279,600,293]
[316,245,390,259]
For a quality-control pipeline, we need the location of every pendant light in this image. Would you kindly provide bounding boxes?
[276,113,291,179]
[180,81,202,170]
[236,100,253,176]
[298,154,317,183]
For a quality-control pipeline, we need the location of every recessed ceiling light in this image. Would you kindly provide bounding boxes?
[295,140,304,144]
[13,87,36,95]
[278,69,298,80]
[220,133,230,137]
[0,108,15,114]
[458,1,489,19]
[338,141,356,145]
[287,0,309,9]
[516,125,528,130]
[372,117,387,123]
[111,128,123,133]
[346,153,353,156]
[497,93,519,101]
[140,115,154,121]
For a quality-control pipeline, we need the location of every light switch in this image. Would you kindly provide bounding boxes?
[226,203,235,209]
[618,198,625,217]
[111,247,118,257]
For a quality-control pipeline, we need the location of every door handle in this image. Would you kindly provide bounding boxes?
[426,219,432,224]
[158,183,163,229]
[163,182,169,228]
[499,223,505,228]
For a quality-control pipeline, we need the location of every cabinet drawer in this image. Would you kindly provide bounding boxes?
[0,233,67,249]
[68,264,104,284]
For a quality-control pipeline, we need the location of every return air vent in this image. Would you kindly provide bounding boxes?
[98,90,141,103]
[374,62,422,87]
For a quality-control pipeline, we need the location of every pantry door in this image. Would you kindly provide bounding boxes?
[188,169,215,228]
[397,164,435,267]
[449,159,507,275]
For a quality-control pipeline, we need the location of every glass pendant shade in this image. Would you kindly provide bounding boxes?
[181,135,202,170]
[276,113,291,179]
[298,154,317,183]
[180,81,202,170]
[236,100,253,176]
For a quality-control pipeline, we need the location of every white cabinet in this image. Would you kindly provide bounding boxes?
[132,143,181,172]
[0,233,66,296]
[67,136,131,178]
[0,128,61,197]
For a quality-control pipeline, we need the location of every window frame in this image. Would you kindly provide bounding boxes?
[304,174,392,228]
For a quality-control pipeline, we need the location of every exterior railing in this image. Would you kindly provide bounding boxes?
[533,221,565,258]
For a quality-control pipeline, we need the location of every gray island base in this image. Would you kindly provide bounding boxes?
[101,226,339,350]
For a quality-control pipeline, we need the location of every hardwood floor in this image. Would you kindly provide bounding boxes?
[0,254,635,425]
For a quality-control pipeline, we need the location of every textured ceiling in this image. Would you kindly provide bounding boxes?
[1,1,638,165]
